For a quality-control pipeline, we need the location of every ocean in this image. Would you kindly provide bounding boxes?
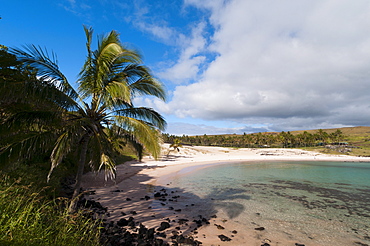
[167,161,370,245]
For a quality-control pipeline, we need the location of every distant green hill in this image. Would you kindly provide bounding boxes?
[290,126,370,136]
[300,126,370,157]
[163,126,370,157]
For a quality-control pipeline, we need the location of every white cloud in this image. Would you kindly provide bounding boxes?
[158,22,208,83]
[60,0,92,18]
[134,21,175,44]
[124,2,210,84]
[120,1,178,45]
[160,0,370,131]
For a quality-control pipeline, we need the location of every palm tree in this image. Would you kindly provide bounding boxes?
[2,26,166,212]
[315,129,329,145]
[167,138,183,156]
[330,129,344,143]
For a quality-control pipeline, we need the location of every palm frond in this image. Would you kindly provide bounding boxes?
[115,107,167,131]
[112,63,166,101]
[120,132,144,160]
[78,29,143,102]
[48,126,81,182]
[103,80,131,107]
[104,125,138,156]
[86,131,107,170]
[114,116,162,159]
[85,131,117,181]
[129,76,166,101]
[1,73,79,113]
[107,125,145,160]
[99,153,116,181]
[83,25,93,59]
[78,26,94,98]
[9,45,79,100]
[99,30,142,64]
[3,108,63,131]
[79,43,122,100]
[0,130,57,169]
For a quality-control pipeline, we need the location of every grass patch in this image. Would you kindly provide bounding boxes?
[0,174,103,246]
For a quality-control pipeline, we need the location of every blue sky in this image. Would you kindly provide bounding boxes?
[2,0,370,135]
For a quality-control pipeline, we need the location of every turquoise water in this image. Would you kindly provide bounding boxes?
[169,161,370,245]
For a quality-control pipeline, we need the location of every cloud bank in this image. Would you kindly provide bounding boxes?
[64,0,370,134]
[152,0,370,133]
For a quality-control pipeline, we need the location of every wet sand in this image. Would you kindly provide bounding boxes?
[82,145,370,245]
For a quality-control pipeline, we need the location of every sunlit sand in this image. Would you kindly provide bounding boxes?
[82,144,370,245]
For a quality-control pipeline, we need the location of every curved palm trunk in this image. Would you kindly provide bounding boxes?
[68,134,89,213]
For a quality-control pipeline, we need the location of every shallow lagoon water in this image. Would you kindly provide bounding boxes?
[169,161,370,245]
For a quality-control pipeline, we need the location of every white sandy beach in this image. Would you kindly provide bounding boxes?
[82,145,370,246]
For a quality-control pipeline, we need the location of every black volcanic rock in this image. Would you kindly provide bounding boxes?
[157,221,171,231]
[255,227,265,231]
[117,218,128,227]
[218,234,232,241]
[214,224,225,230]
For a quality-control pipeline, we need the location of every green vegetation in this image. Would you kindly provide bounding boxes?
[1,26,166,212]
[163,126,370,157]
[0,27,166,244]
[0,23,368,245]
[301,126,370,156]
[0,173,102,246]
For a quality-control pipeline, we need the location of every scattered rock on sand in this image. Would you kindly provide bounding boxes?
[214,224,225,230]
[354,242,369,246]
[178,218,189,225]
[255,227,265,231]
[261,243,271,246]
[156,232,167,238]
[157,221,171,231]
[117,218,129,226]
[218,234,232,241]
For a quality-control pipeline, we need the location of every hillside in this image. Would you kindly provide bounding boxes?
[300,126,370,157]
[290,126,370,136]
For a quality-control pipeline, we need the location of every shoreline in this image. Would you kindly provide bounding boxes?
[82,145,370,245]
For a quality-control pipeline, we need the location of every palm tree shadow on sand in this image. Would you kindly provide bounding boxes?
[82,164,252,239]
[160,154,193,161]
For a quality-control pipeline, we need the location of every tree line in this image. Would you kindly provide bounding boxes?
[163,129,345,148]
